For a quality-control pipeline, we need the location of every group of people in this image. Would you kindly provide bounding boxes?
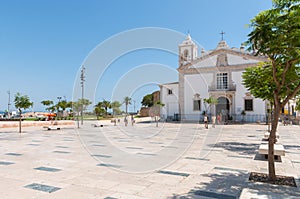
[203,113,223,129]
[123,115,135,126]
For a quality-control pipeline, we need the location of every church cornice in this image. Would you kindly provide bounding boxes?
[178,62,264,74]
[178,48,268,71]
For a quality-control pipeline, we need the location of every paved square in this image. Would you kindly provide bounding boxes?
[0,121,300,198]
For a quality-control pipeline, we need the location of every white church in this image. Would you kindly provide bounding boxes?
[160,34,269,122]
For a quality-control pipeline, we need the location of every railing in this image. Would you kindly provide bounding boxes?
[161,113,266,123]
[208,84,236,92]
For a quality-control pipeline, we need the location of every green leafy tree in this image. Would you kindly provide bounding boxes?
[244,0,300,181]
[111,101,122,116]
[14,93,33,133]
[94,106,105,120]
[296,98,300,111]
[203,97,218,115]
[141,94,154,107]
[123,96,132,114]
[41,100,54,112]
[101,99,111,116]
[72,99,92,115]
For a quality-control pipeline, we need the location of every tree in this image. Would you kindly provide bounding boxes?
[111,101,122,116]
[141,94,154,107]
[94,106,105,120]
[41,100,54,112]
[14,93,33,133]
[244,0,300,181]
[101,99,111,116]
[203,97,218,115]
[296,97,300,111]
[72,99,92,117]
[123,96,132,114]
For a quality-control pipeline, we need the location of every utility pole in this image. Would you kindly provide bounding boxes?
[80,65,85,125]
[7,90,11,119]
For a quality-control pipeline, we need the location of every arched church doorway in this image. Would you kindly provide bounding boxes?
[216,97,230,121]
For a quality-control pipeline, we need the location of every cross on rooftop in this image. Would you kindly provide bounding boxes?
[220,31,225,40]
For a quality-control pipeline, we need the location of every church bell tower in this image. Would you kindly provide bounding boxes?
[179,34,198,66]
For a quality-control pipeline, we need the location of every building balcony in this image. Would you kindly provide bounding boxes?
[208,84,236,92]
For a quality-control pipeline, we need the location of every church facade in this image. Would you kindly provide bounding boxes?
[160,34,269,122]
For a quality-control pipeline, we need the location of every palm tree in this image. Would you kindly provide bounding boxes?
[123,96,132,114]
[102,99,111,116]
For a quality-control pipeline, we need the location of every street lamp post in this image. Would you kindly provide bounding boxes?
[57,96,62,119]
[80,66,85,125]
[7,90,11,119]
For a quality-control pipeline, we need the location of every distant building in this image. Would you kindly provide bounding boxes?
[139,90,161,117]
[160,34,269,122]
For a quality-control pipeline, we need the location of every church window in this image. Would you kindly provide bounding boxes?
[216,73,228,89]
[183,49,188,60]
[193,93,201,111]
[244,99,253,111]
[168,89,173,95]
[193,100,201,111]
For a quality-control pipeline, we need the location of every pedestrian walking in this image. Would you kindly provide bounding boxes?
[204,114,208,129]
[124,116,128,126]
[212,115,216,128]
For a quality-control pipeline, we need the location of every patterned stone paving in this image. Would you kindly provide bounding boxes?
[0,121,299,198]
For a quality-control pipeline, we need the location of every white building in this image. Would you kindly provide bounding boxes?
[160,34,269,122]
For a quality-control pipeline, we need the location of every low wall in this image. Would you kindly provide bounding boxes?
[0,120,75,128]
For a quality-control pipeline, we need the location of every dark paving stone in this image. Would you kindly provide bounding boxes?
[0,161,14,165]
[161,145,178,149]
[158,170,190,177]
[227,155,252,159]
[53,150,71,154]
[97,163,121,168]
[5,153,22,156]
[56,146,69,148]
[185,157,210,161]
[27,144,40,146]
[214,166,247,173]
[189,190,237,199]
[292,160,300,164]
[32,140,42,142]
[92,144,106,147]
[24,183,61,193]
[126,146,143,150]
[104,197,118,199]
[137,152,157,156]
[34,166,61,172]
[92,154,112,158]
[149,141,164,144]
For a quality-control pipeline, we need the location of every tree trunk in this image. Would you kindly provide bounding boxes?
[19,109,22,133]
[268,105,280,181]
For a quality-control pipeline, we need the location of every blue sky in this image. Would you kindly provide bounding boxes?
[0,0,272,112]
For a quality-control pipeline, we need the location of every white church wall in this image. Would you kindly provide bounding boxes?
[184,73,213,120]
[160,83,179,120]
[232,71,266,122]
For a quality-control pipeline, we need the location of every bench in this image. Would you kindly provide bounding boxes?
[43,126,61,130]
[264,132,280,139]
[258,144,285,159]
[92,124,103,127]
